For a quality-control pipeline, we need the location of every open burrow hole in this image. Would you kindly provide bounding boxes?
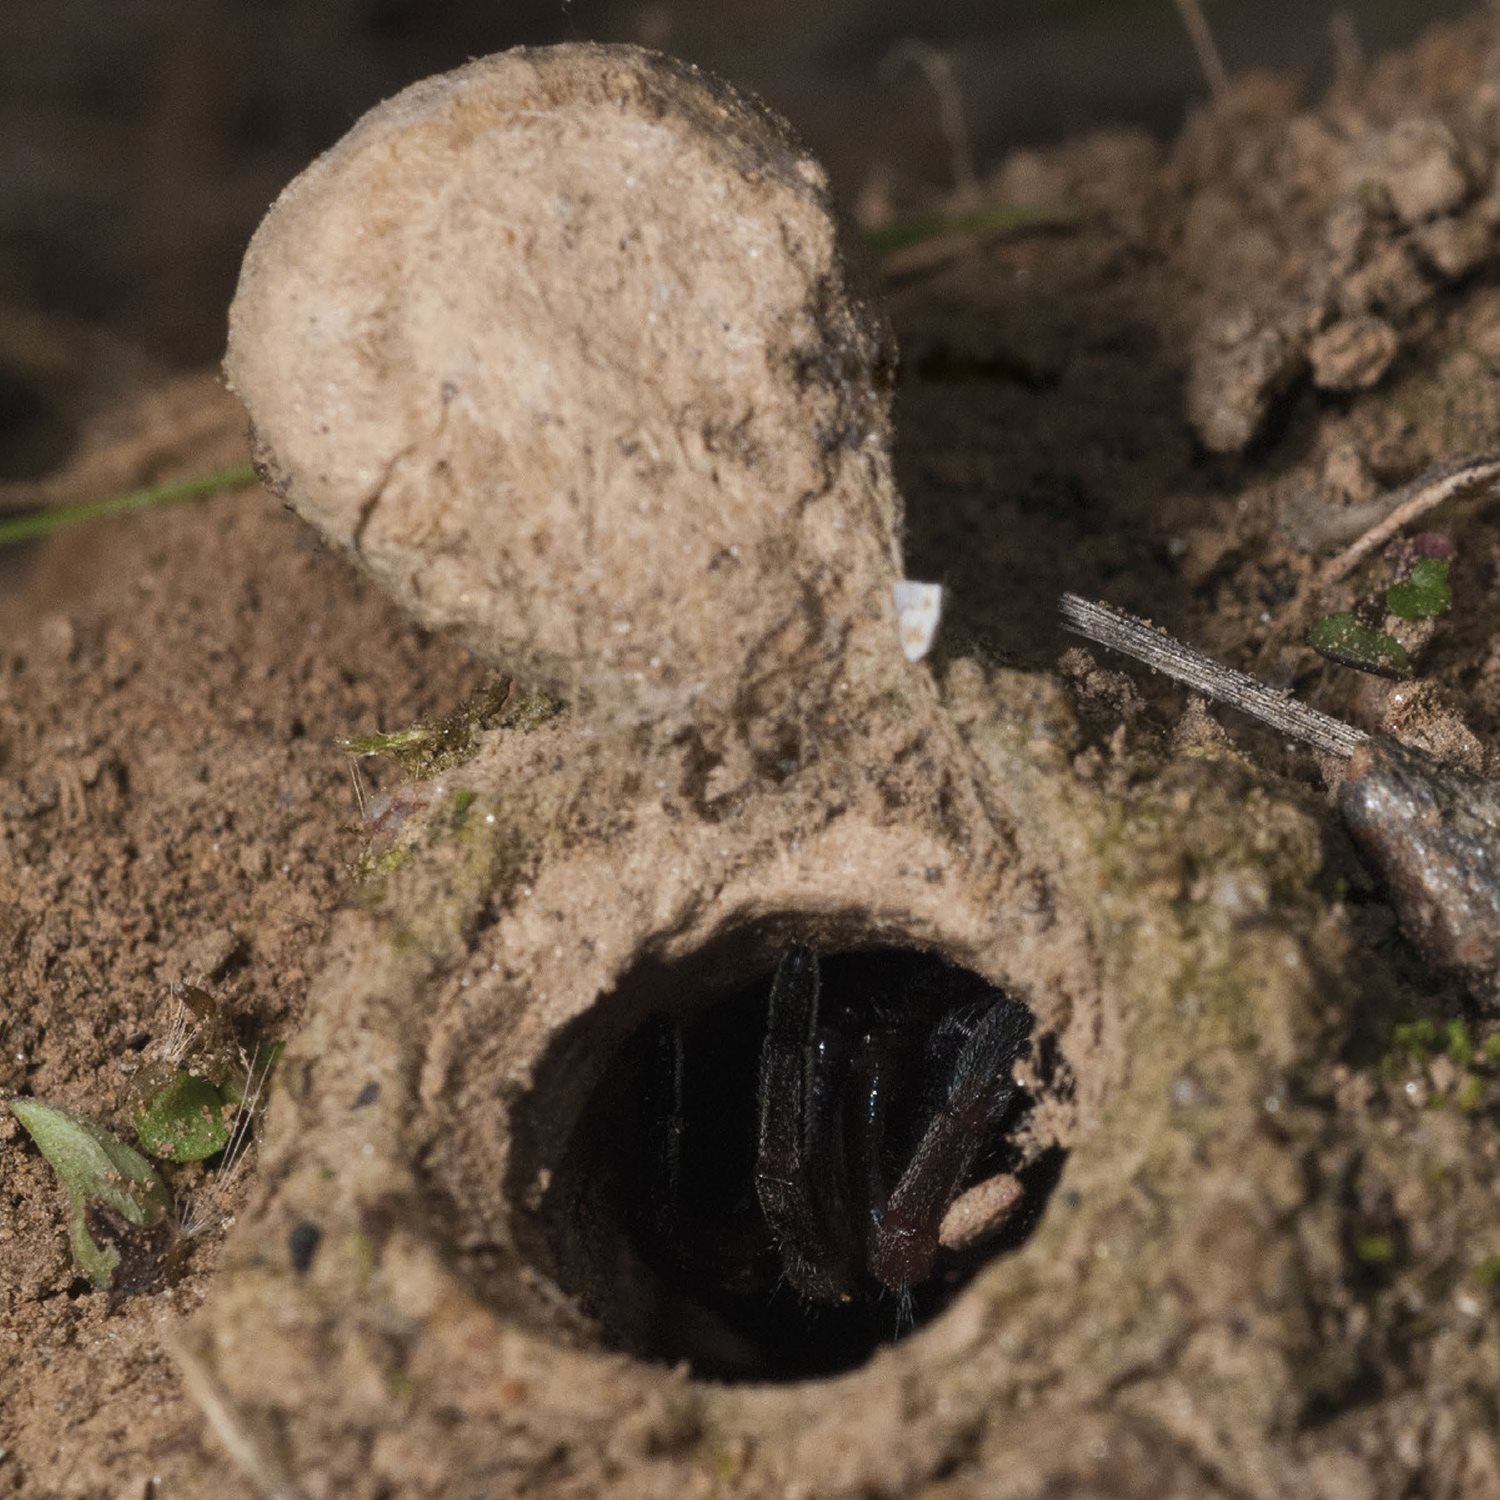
[506,920,1067,1383]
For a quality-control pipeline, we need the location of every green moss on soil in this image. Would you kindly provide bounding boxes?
[343,680,561,779]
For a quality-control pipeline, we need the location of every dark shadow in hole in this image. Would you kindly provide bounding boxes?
[513,936,1062,1384]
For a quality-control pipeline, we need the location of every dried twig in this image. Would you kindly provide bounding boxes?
[1328,9,1365,84]
[1172,0,1230,98]
[171,1336,303,1500]
[880,41,978,200]
[1316,454,1500,588]
[1061,595,1500,997]
[347,755,369,819]
[1059,592,1366,758]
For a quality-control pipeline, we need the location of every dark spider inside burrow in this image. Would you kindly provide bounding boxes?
[534,943,1061,1382]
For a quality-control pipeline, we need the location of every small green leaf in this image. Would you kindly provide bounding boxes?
[10,1099,170,1223]
[1354,1233,1395,1265]
[65,1197,121,1287]
[10,1099,171,1288]
[1385,558,1452,619]
[1444,1019,1475,1067]
[342,723,440,758]
[1308,613,1411,677]
[132,1071,233,1162]
[341,681,526,778]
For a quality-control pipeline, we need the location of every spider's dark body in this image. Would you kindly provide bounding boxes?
[636,946,1032,1324]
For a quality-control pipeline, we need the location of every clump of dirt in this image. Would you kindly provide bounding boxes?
[3,15,1500,1500]
[226,43,905,728]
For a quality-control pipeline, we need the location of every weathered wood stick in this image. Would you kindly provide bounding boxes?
[1058,592,1367,757]
[1059,591,1500,1004]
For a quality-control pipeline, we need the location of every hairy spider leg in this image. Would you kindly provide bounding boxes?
[868,996,1031,1292]
[754,947,858,1301]
[845,1027,923,1334]
[845,1028,902,1249]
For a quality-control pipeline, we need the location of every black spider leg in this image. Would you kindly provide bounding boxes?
[845,1026,916,1330]
[868,996,1032,1292]
[845,1024,901,1247]
[754,947,858,1302]
[806,1023,862,1309]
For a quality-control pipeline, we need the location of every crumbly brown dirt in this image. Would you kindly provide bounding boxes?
[4,16,1500,1500]
[0,381,487,1495]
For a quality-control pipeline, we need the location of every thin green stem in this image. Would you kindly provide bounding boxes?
[0,461,257,546]
[862,204,1075,256]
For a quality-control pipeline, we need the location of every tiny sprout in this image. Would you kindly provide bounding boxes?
[1384,557,1453,620]
[127,984,269,1162]
[172,1039,282,1244]
[9,1099,171,1289]
[1307,612,1411,678]
[133,1071,234,1162]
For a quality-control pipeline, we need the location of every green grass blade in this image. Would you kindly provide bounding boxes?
[0,461,257,546]
[863,204,1076,256]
